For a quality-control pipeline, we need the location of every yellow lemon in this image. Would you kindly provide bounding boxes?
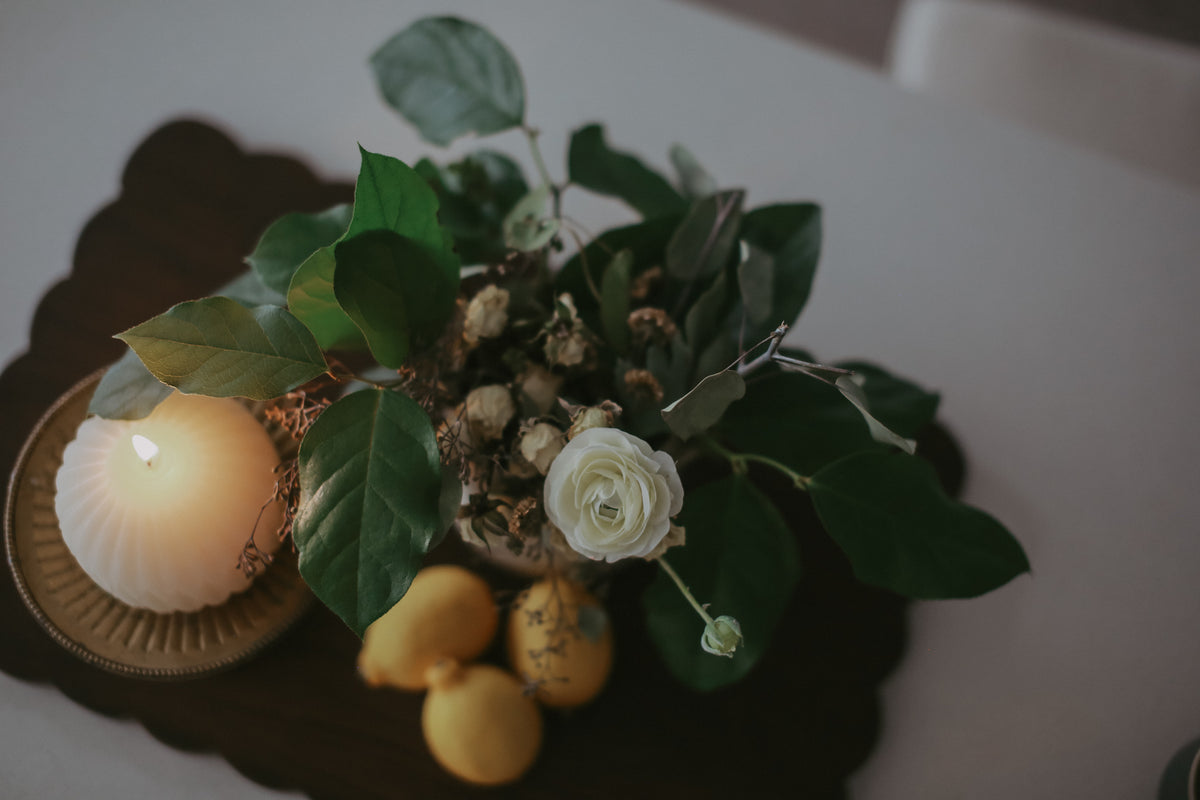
[506,577,614,708]
[422,660,543,786]
[358,564,497,690]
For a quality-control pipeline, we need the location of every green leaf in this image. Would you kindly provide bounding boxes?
[668,143,717,199]
[116,297,327,400]
[370,16,525,146]
[661,370,746,441]
[683,267,733,356]
[502,184,560,251]
[293,389,447,637]
[88,347,173,420]
[415,150,529,265]
[739,203,822,341]
[333,230,457,368]
[736,243,775,327]
[246,204,352,295]
[216,271,287,308]
[665,190,744,281]
[833,375,916,455]
[644,475,800,691]
[567,124,686,218]
[287,246,368,351]
[718,363,939,475]
[809,451,1028,598]
[600,249,633,353]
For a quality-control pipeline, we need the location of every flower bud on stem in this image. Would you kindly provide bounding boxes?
[656,556,743,658]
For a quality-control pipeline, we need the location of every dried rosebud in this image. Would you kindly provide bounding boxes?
[463,285,510,345]
[518,422,565,475]
[701,615,743,657]
[465,385,515,442]
[518,364,563,415]
[623,368,665,406]
[567,406,612,440]
[630,265,664,302]
[627,307,677,349]
[544,330,590,368]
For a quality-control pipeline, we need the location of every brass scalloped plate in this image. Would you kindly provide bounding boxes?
[4,371,314,680]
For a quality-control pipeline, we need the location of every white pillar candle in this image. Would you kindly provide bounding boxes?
[54,391,284,613]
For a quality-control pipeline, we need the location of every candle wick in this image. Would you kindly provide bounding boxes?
[130,434,160,467]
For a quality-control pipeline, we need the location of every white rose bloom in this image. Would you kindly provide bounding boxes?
[543,427,684,563]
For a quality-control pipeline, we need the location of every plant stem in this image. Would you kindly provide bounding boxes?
[656,557,714,625]
[522,125,562,219]
[700,435,812,490]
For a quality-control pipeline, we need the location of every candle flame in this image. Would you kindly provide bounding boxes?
[131,434,159,465]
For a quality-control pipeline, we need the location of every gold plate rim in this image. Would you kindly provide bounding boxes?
[4,370,314,681]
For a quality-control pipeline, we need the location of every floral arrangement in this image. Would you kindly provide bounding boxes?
[88,16,1028,695]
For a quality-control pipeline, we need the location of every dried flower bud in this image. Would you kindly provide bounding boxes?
[544,330,590,368]
[701,615,743,657]
[629,265,664,302]
[463,285,510,345]
[627,307,677,349]
[623,368,665,406]
[518,422,565,475]
[465,385,515,442]
[508,497,542,541]
[518,364,563,415]
[568,410,614,441]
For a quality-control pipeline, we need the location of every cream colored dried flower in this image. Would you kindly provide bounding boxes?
[518,422,565,475]
[463,285,510,344]
[465,385,515,442]
[518,364,563,415]
[545,330,589,368]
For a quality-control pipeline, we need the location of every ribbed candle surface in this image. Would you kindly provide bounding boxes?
[54,392,283,613]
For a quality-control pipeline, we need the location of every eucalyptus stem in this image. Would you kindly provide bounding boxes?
[701,435,812,490]
[656,556,714,626]
[522,125,562,219]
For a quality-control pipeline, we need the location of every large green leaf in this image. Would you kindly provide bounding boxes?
[245,204,352,295]
[116,297,327,400]
[567,124,685,218]
[293,389,448,637]
[88,347,173,420]
[415,150,528,265]
[739,203,822,341]
[346,147,460,286]
[718,362,939,475]
[370,16,525,146]
[287,246,368,351]
[809,451,1028,598]
[643,475,800,691]
[333,230,458,368]
[665,190,744,282]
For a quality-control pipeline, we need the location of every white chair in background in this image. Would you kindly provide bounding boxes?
[888,0,1200,188]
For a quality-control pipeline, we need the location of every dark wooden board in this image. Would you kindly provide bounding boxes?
[0,120,961,799]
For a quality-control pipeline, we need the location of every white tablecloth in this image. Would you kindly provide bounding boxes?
[3,1,1199,797]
